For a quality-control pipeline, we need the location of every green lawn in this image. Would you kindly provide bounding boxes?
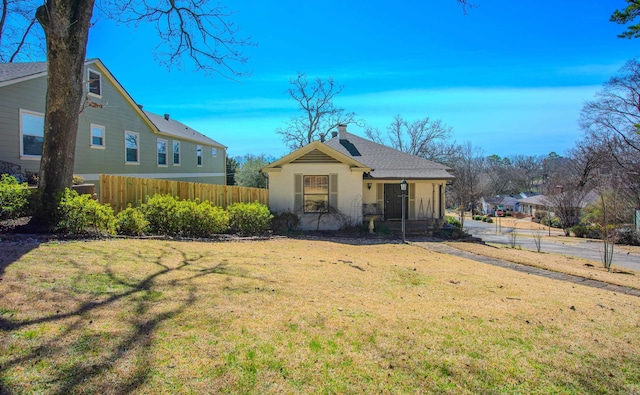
[0,238,639,394]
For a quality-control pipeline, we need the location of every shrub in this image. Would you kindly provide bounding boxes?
[0,174,30,220]
[445,215,462,229]
[179,200,229,237]
[55,189,116,235]
[141,194,230,237]
[570,224,591,238]
[271,210,300,234]
[228,202,273,235]
[541,216,561,228]
[142,194,181,235]
[616,228,640,246]
[116,205,149,236]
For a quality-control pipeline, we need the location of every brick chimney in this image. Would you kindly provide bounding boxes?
[338,124,347,140]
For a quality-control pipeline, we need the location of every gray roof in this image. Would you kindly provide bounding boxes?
[0,60,224,148]
[518,195,550,206]
[144,111,225,147]
[323,132,454,180]
[0,62,47,84]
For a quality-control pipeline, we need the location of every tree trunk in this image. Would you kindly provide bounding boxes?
[33,0,94,228]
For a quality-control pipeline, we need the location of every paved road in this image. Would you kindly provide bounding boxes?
[462,218,640,272]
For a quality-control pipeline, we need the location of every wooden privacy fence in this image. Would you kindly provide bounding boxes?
[99,174,268,213]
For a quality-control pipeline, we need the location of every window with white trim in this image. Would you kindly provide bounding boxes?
[88,69,102,97]
[20,109,44,158]
[196,145,202,166]
[125,131,139,164]
[211,147,217,157]
[90,124,105,148]
[157,138,168,166]
[173,141,180,165]
[304,175,329,213]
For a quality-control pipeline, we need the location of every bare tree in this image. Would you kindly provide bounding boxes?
[276,72,358,151]
[27,0,252,228]
[0,0,45,62]
[365,115,456,162]
[447,141,485,223]
[507,154,544,192]
[579,59,640,211]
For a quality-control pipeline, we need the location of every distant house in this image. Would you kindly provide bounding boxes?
[518,190,600,220]
[518,194,551,217]
[480,195,519,215]
[262,125,455,230]
[0,59,226,187]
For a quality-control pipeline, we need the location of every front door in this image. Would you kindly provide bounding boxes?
[384,184,407,220]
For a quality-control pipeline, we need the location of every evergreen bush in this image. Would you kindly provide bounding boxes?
[116,205,149,236]
[0,175,30,220]
[55,189,116,235]
[228,202,273,235]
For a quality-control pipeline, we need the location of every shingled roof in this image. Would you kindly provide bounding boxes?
[144,111,224,148]
[0,62,47,85]
[323,131,454,180]
[0,60,222,147]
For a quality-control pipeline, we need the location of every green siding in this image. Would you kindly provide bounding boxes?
[0,62,226,186]
[0,76,47,175]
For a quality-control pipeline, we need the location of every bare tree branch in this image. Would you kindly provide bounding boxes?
[98,0,253,77]
[276,72,359,151]
[0,0,45,62]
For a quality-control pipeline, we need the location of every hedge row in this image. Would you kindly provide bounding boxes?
[1,176,273,237]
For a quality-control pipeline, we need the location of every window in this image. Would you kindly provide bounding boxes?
[304,175,329,213]
[196,145,202,166]
[90,124,105,148]
[125,131,139,163]
[88,69,101,97]
[20,109,44,158]
[157,138,167,166]
[211,147,217,157]
[173,141,180,165]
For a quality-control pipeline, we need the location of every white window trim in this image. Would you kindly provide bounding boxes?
[87,69,102,98]
[172,140,181,166]
[90,123,105,149]
[196,145,203,167]
[211,147,217,157]
[19,109,44,160]
[157,138,168,167]
[124,131,140,165]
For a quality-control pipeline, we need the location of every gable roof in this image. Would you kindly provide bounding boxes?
[518,195,551,206]
[144,111,225,148]
[0,62,47,86]
[0,59,222,147]
[323,131,454,180]
[262,141,371,173]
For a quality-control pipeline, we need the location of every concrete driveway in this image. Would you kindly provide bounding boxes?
[462,218,640,272]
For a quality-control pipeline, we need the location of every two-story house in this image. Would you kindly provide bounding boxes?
[0,58,226,187]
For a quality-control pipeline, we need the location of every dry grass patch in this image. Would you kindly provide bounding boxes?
[1,238,639,394]
[448,241,640,290]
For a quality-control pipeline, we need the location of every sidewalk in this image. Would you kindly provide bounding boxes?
[412,241,640,297]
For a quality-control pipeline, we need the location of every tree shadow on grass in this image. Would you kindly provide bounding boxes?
[0,238,43,279]
[0,242,254,394]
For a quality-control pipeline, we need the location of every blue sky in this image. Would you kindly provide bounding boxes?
[86,1,636,159]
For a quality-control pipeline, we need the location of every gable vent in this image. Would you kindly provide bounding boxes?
[291,149,341,164]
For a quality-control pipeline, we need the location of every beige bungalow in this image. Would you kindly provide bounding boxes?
[262,125,455,231]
